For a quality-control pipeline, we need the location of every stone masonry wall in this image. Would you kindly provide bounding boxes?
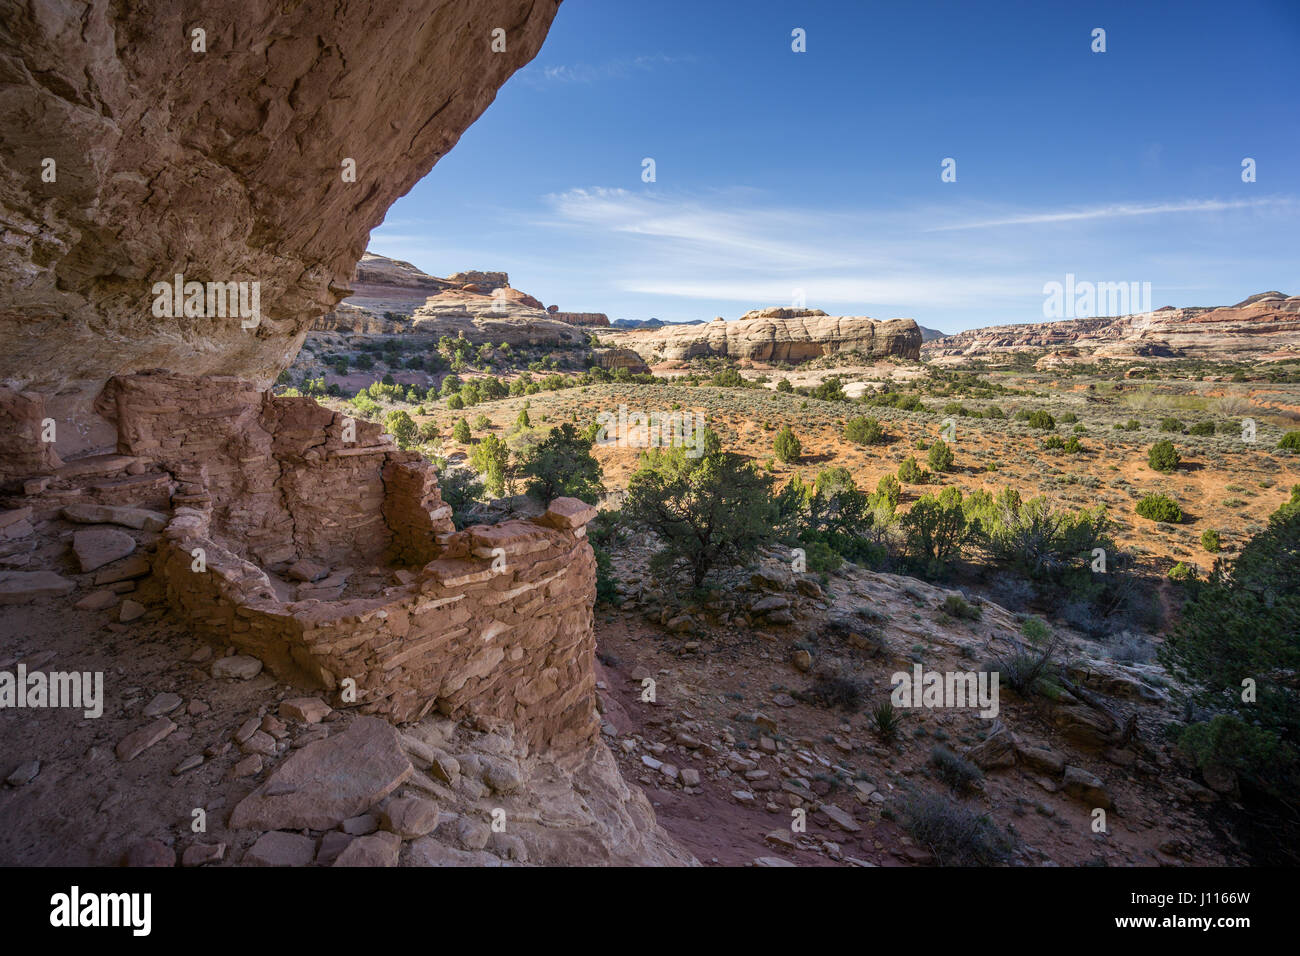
[157,499,600,750]
[99,371,600,751]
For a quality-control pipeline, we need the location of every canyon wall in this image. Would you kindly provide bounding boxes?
[923,293,1300,365]
[609,309,923,364]
[0,0,560,465]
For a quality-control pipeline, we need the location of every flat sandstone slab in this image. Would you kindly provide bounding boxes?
[72,527,136,573]
[230,716,412,831]
[0,570,74,604]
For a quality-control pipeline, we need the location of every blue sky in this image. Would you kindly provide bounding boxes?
[370,0,1300,333]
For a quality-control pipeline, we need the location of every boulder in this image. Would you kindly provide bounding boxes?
[72,528,136,573]
[229,717,412,831]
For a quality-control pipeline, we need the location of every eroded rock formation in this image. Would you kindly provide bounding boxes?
[0,0,560,465]
[923,293,1300,365]
[309,252,603,347]
[608,309,923,364]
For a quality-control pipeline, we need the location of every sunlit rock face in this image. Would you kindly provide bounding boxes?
[0,0,559,464]
[612,310,924,364]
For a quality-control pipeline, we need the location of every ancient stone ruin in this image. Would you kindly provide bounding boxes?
[0,0,690,867]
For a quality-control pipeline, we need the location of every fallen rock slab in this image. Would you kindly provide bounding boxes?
[211,655,263,680]
[243,831,317,867]
[334,830,401,867]
[72,527,136,573]
[62,504,166,532]
[279,697,332,724]
[115,718,176,761]
[229,717,412,831]
[0,570,74,604]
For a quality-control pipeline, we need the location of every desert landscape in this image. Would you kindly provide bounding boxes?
[1,0,1296,917]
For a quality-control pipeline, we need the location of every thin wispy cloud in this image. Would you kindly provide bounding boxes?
[520,54,693,86]
[928,196,1295,231]
[533,187,1299,321]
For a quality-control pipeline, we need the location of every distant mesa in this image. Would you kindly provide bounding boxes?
[311,252,607,346]
[607,307,923,364]
[591,347,651,375]
[923,291,1300,365]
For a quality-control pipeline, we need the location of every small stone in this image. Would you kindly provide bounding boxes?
[342,814,380,836]
[791,648,812,672]
[115,718,176,761]
[243,831,316,867]
[234,717,261,744]
[211,655,263,680]
[5,760,40,786]
[765,829,797,849]
[230,754,262,778]
[181,843,226,867]
[92,553,151,584]
[1063,765,1113,809]
[316,831,353,865]
[74,589,118,610]
[287,559,329,582]
[820,803,861,833]
[240,731,276,756]
[118,599,146,623]
[680,767,701,787]
[187,644,213,663]
[279,697,331,724]
[172,755,204,775]
[380,796,439,838]
[142,692,182,717]
[333,831,401,867]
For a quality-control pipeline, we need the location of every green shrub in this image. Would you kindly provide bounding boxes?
[926,439,955,473]
[845,416,886,445]
[453,418,472,443]
[1158,416,1185,433]
[1026,410,1056,430]
[1135,493,1182,523]
[1279,431,1300,452]
[1200,528,1221,553]
[447,393,465,410]
[623,449,787,588]
[470,433,510,497]
[940,593,981,620]
[518,423,604,504]
[773,425,802,463]
[870,700,901,742]
[1147,440,1181,473]
[383,409,417,449]
[900,487,970,576]
[1189,420,1216,436]
[898,456,926,484]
